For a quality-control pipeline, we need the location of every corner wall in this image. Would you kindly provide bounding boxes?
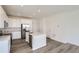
[40,10,79,46]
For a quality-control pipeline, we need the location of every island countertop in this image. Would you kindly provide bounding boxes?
[29,32,46,37]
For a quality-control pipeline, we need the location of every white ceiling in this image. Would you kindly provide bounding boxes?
[2,5,79,19]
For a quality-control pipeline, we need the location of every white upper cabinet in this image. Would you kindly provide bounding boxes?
[0,6,8,28]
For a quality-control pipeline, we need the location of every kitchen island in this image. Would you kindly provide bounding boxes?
[29,33,46,50]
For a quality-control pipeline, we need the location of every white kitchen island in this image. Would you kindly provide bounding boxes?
[29,33,46,50]
[0,35,11,53]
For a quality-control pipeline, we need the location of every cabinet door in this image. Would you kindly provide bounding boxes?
[0,40,10,53]
[12,31,21,39]
[0,19,4,28]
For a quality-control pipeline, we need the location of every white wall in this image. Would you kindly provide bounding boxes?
[0,6,8,28]
[40,18,46,34]
[32,19,41,33]
[40,10,79,46]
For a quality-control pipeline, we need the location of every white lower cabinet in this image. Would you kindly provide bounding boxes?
[12,31,21,39]
[0,35,10,53]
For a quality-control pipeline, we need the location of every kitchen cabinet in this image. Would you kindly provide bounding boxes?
[12,31,21,39]
[0,35,10,53]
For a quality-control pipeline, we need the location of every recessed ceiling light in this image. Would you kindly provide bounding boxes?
[20,5,24,7]
[38,9,41,13]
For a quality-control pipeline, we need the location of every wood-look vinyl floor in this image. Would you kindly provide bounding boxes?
[11,39,79,53]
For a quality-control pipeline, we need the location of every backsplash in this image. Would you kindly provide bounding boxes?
[0,27,21,33]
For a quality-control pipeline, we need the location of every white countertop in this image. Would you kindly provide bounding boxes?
[0,35,10,41]
[30,32,45,36]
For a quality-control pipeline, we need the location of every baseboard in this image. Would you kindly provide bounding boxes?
[66,41,79,46]
[47,37,67,43]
